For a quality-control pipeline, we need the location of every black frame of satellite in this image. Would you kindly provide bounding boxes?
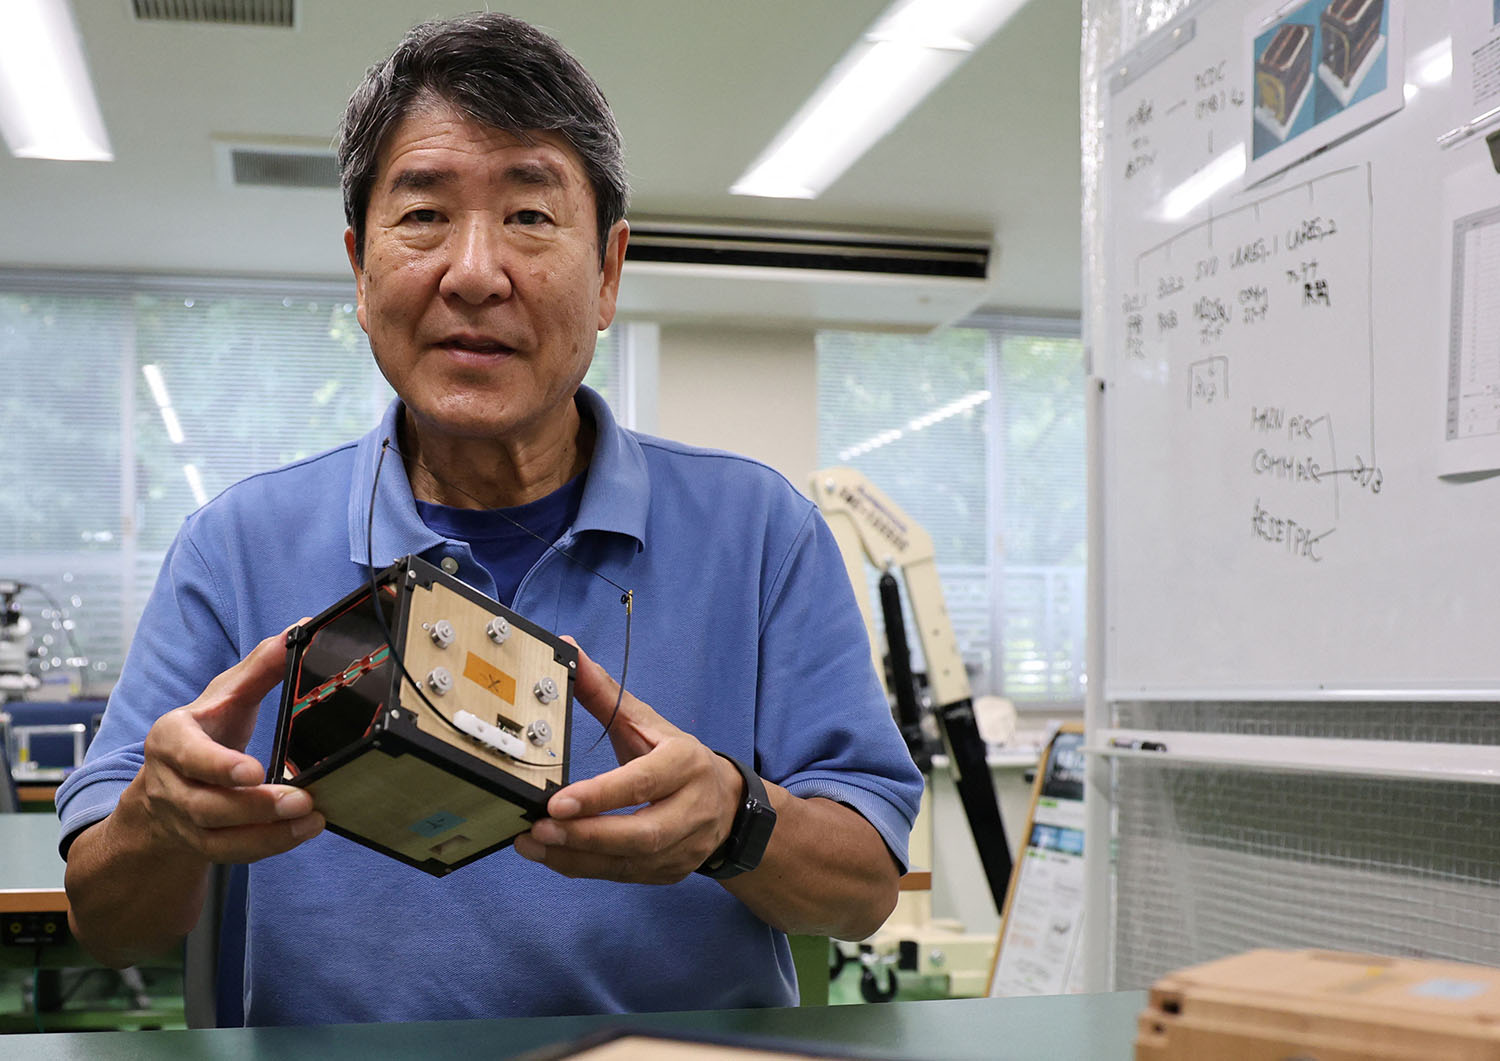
[267,555,576,876]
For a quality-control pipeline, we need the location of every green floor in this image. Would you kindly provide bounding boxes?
[0,964,184,1034]
[0,942,950,1034]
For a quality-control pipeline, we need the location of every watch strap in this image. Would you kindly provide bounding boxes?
[695,753,776,880]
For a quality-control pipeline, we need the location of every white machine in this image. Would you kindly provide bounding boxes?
[812,467,1013,1000]
[0,581,41,699]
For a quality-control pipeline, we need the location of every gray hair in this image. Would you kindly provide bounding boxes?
[338,12,629,268]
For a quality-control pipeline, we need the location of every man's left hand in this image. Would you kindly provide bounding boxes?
[512,639,743,883]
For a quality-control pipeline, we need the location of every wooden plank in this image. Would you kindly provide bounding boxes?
[0,889,68,914]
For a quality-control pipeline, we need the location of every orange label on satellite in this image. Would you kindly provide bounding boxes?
[463,653,516,704]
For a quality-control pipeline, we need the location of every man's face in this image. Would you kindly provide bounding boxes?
[345,102,628,449]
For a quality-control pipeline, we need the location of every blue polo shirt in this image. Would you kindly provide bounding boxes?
[55,387,921,1026]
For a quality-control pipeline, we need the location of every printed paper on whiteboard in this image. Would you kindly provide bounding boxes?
[1439,161,1500,476]
[1246,0,1405,184]
[1452,0,1500,119]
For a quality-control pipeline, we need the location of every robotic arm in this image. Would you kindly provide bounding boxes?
[812,467,1014,914]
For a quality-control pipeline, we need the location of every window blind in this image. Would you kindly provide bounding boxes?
[0,270,621,693]
[816,316,1085,704]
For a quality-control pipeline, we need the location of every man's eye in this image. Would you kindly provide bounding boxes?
[404,209,440,224]
[513,209,551,226]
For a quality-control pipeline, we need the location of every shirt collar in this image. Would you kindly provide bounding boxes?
[346,385,649,566]
[573,385,649,550]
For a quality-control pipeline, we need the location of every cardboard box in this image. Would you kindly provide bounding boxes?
[1138,949,1500,1059]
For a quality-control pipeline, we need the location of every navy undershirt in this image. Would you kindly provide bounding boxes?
[414,473,585,607]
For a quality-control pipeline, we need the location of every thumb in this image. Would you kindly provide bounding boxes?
[562,637,667,759]
[192,621,301,750]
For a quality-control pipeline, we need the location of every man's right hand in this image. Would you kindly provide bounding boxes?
[130,624,325,863]
[65,625,324,966]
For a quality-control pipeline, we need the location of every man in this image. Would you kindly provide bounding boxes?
[57,13,921,1025]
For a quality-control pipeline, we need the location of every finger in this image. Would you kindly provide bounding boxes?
[146,709,265,789]
[513,828,685,885]
[532,788,715,861]
[549,739,694,818]
[563,639,631,725]
[562,639,674,757]
[168,778,315,831]
[195,813,326,864]
[193,622,304,749]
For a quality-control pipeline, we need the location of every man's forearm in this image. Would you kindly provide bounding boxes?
[724,787,900,941]
[64,780,213,968]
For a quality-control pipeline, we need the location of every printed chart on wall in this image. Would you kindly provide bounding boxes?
[1440,159,1500,475]
[1099,0,1500,696]
[987,725,1086,998]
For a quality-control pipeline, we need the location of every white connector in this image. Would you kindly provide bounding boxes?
[453,709,526,759]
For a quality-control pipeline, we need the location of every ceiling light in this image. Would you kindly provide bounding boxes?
[183,465,208,507]
[0,0,112,161]
[141,364,172,409]
[732,0,1030,199]
[837,388,991,461]
[142,364,185,444]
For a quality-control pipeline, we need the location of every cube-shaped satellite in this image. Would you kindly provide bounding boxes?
[267,555,575,876]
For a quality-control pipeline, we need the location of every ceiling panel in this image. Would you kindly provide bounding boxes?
[0,1,1081,319]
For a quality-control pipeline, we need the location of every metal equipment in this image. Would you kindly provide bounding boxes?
[812,467,1014,1000]
[0,581,40,699]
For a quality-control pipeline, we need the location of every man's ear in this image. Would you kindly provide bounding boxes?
[596,220,630,331]
[344,227,369,333]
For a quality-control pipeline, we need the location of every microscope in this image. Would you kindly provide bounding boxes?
[0,581,41,701]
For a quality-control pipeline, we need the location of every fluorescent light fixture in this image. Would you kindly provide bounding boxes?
[732,0,1030,199]
[837,388,991,460]
[0,0,112,161]
[1159,146,1246,222]
[142,364,186,444]
[183,464,208,507]
[141,364,172,409]
[159,406,186,446]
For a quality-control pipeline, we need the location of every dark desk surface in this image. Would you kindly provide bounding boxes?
[2,991,1148,1059]
[0,818,1145,1056]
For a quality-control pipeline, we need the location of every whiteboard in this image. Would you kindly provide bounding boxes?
[1100,0,1500,698]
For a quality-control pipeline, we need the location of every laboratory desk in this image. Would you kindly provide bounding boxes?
[3,990,1148,1058]
[1,813,66,913]
[1,816,1147,1055]
[0,813,91,968]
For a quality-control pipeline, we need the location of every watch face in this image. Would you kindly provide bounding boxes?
[696,755,776,879]
[737,797,776,868]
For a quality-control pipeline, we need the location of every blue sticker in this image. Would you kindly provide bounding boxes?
[1409,978,1486,1001]
[410,810,466,838]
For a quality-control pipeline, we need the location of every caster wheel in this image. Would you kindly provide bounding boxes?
[859,965,897,1003]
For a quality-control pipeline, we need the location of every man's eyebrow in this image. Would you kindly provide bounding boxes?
[502,159,568,189]
[387,168,456,194]
[385,160,568,195]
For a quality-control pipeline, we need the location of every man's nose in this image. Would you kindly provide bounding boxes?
[439,219,515,305]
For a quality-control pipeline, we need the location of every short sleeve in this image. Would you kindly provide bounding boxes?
[751,505,923,870]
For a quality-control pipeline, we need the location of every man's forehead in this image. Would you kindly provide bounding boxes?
[376,105,585,191]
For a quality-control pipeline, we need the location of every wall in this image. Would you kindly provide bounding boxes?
[654,323,819,487]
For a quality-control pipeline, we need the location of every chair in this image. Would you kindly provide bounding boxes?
[0,713,20,813]
[183,862,246,1027]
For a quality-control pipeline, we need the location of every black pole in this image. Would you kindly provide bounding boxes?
[878,572,930,772]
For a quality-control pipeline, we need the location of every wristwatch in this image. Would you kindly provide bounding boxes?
[696,753,777,880]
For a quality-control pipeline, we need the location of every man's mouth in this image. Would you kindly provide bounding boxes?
[438,335,515,355]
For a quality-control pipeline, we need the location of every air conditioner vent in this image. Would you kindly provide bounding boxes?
[230,148,337,189]
[131,0,294,27]
[626,221,989,280]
